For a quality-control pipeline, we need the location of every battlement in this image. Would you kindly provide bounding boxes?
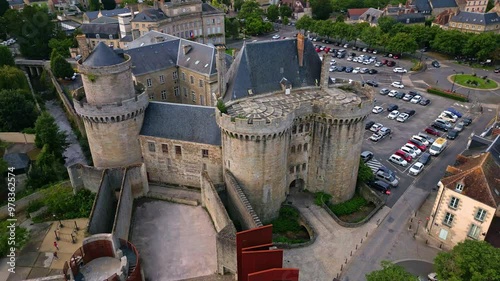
[216,83,374,136]
[78,54,132,76]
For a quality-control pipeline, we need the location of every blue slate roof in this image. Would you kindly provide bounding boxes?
[3,153,30,170]
[131,8,167,22]
[224,38,322,101]
[415,0,432,13]
[83,42,125,67]
[125,41,179,76]
[85,8,130,22]
[393,13,426,24]
[451,11,500,25]
[430,0,457,8]
[140,102,221,146]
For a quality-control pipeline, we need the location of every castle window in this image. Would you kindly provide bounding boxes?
[467,224,481,239]
[203,163,207,171]
[297,144,302,152]
[175,145,182,155]
[191,91,196,102]
[304,143,308,151]
[290,166,294,174]
[475,208,486,222]
[182,72,186,81]
[292,125,297,134]
[302,163,306,171]
[291,146,295,153]
[174,86,179,96]
[183,87,187,97]
[161,90,167,100]
[298,124,303,133]
[200,95,204,105]
[173,71,178,80]
[159,75,165,84]
[190,76,194,84]
[199,79,203,87]
[449,197,459,209]
[212,19,215,24]
[162,144,168,153]
[148,142,156,152]
[305,123,310,132]
[146,78,152,87]
[443,212,454,227]
[202,149,209,158]
[296,165,300,172]
[149,93,154,100]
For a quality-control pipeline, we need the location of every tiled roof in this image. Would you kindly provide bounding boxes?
[125,30,178,49]
[3,153,30,170]
[223,38,322,101]
[125,41,179,76]
[430,0,457,8]
[81,23,119,36]
[441,153,500,208]
[415,0,432,12]
[140,102,221,146]
[91,16,119,24]
[85,8,130,22]
[347,8,369,16]
[393,13,426,23]
[451,11,500,25]
[360,8,384,23]
[177,40,217,75]
[131,8,168,22]
[83,42,125,67]
[202,3,222,14]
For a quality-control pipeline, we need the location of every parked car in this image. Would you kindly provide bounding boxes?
[375,61,383,67]
[379,88,390,95]
[412,135,430,146]
[400,146,417,158]
[372,106,384,114]
[378,127,391,136]
[366,80,379,87]
[432,122,449,132]
[438,113,457,123]
[375,170,399,187]
[388,90,399,97]
[360,68,369,74]
[404,109,416,117]
[396,113,409,122]
[368,180,391,195]
[446,107,463,118]
[338,66,347,72]
[365,121,375,130]
[389,154,408,167]
[404,143,422,155]
[370,133,384,142]
[418,152,431,165]
[344,66,352,72]
[417,133,435,144]
[353,67,361,74]
[370,123,384,132]
[386,60,396,67]
[387,104,398,111]
[360,151,374,163]
[395,92,405,99]
[419,98,431,106]
[395,150,413,162]
[408,139,427,151]
[410,95,422,104]
[409,162,424,176]
[393,67,408,73]
[369,69,378,74]
[387,110,399,119]
[272,34,281,39]
[431,60,440,68]
[391,81,404,88]
[434,119,453,128]
[425,127,441,136]
[403,93,414,101]
[454,122,465,132]
[447,129,460,140]
[462,117,473,126]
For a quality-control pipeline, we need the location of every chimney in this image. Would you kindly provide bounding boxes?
[216,46,226,98]
[153,0,158,9]
[297,33,305,67]
[76,34,90,60]
[321,53,330,89]
[183,44,192,55]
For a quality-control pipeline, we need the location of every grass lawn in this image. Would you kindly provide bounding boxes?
[452,74,498,89]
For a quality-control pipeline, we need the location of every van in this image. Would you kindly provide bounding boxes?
[429,137,447,155]
[375,170,399,186]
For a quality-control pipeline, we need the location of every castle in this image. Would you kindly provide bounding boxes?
[73,33,374,222]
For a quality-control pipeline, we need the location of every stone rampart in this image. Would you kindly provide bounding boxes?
[124,163,149,197]
[113,170,134,240]
[87,170,118,234]
[67,163,106,193]
[224,170,263,230]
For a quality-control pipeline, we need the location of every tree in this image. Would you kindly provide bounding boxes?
[89,0,100,11]
[386,32,418,55]
[335,14,345,22]
[310,0,332,20]
[279,5,293,18]
[431,29,470,57]
[238,0,262,20]
[282,16,289,26]
[0,0,8,17]
[120,0,137,8]
[48,38,73,58]
[0,45,14,67]
[34,112,68,160]
[266,4,280,22]
[27,144,68,189]
[0,65,29,91]
[434,240,500,281]
[377,16,396,34]
[233,0,244,11]
[296,15,313,32]
[101,0,116,10]
[463,32,500,61]
[0,89,37,132]
[50,50,74,79]
[366,261,416,281]
[357,159,374,184]
[360,26,382,48]
[225,17,240,39]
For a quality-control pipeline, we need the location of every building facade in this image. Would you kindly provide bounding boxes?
[427,153,500,249]
[447,11,500,33]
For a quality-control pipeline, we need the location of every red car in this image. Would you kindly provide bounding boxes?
[425,127,441,136]
[393,54,400,59]
[324,47,331,53]
[395,150,413,162]
[381,59,388,65]
[387,60,396,67]
[408,139,427,151]
[315,48,321,53]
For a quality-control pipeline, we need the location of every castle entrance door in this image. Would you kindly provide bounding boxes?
[289,179,305,192]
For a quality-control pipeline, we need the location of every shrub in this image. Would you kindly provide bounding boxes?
[426,88,469,102]
[329,194,368,216]
[314,192,332,206]
[357,159,374,185]
[216,99,227,114]
[0,221,29,257]
[270,206,302,233]
[26,200,44,213]
[40,183,95,220]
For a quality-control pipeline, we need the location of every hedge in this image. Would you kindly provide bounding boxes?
[329,194,368,216]
[426,88,469,102]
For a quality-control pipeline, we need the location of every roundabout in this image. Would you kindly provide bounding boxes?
[448,73,499,90]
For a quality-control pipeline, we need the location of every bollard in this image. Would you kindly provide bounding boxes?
[54,230,60,241]
[366,231,368,237]
[356,244,358,250]
[361,238,363,244]
[426,239,428,244]
[74,221,79,231]
[341,264,343,271]
[350,251,352,256]
[345,258,347,264]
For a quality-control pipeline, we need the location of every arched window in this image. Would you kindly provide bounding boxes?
[291,146,295,153]
[297,144,302,152]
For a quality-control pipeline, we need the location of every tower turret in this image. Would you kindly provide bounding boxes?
[74,43,148,168]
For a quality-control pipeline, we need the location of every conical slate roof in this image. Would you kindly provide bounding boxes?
[83,42,124,67]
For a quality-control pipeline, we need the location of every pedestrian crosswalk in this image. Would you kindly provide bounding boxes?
[366,159,384,174]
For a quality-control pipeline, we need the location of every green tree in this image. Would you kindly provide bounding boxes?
[434,240,500,281]
[101,0,116,9]
[335,14,345,22]
[431,29,470,57]
[377,16,396,34]
[266,4,280,22]
[357,159,374,184]
[0,65,29,91]
[238,0,261,19]
[360,26,382,48]
[366,261,415,281]
[407,25,439,48]
[310,0,332,20]
[27,144,68,189]
[225,17,240,39]
[89,0,100,11]
[48,38,73,58]
[50,50,74,79]
[282,16,289,25]
[463,32,500,61]
[295,15,313,32]
[120,0,138,7]
[34,112,68,160]
[0,45,14,67]
[0,0,8,17]
[0,89,38,132]
[386,32,418,55]
[234,0,244,11]
[279,5,293,18]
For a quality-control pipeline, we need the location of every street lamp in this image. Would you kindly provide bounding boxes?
[451,70,464,93]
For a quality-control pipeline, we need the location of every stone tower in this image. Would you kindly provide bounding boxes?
[74,42,148,168]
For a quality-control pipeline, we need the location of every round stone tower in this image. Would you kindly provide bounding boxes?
[74,42,148,168]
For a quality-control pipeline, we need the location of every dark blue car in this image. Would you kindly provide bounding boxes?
[447,107,463,118]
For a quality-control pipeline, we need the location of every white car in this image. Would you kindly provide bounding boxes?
[411,135,430,146]
[454,122,465,132]
[372,106,384,114]
[387,110,399,119]
[347,56,353,61]
[391,81,405,88]
[370,123,383,132]
[400,146,417,158]
[410,95,421,104]
[353,67,361,74]
[388,90,399,97]
[396,113,409,122]
[375,61,383,67]
[409,162,424,176]
[439,111,458,123]
[393,67,408,73]
[330,59,336,65]
[435,118,453,128]
[272,34,280,40]
[403,143,422,155]
[389,154,408,167]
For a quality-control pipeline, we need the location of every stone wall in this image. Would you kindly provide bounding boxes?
[141,136,223,188]
[113,171,134,240]
[224,170,263,230]
[67,163,106,193]
[0,191,44,220]
[0,132,35,144]
[87,170,118,234]
[200,171,237,275]
[125,163,149,197]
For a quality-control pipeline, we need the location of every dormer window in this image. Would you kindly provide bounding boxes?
[455,183,464,193]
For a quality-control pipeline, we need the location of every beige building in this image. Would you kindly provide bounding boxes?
[130,0,225,45]
[447,11,500,33]
[464,0,488,13]
[428,153,500,249]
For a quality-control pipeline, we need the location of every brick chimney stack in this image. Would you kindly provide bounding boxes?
[321,53,330,89]
[216,46,227,99]
[297,33,305,67]
[76,34,89,60]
